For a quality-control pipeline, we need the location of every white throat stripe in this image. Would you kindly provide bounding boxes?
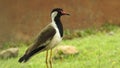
[51,11,58,21]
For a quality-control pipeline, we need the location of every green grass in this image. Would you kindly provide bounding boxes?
[0,28,120,68]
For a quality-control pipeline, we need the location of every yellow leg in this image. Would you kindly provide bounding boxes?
[46,50,49,68]
[49,49,52,68]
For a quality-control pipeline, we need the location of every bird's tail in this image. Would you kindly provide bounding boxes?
[18,45,46,63]
[18,54,30,63]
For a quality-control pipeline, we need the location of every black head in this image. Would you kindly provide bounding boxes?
[51,8,70,16]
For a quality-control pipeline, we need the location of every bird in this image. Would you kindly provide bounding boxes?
[18,8,70,68]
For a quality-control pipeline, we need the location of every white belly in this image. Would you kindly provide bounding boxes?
[45,22,62,50]
[47,31,62,49]
[47,23,62,49]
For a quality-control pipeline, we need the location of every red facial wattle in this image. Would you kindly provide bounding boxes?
[61,11,70,15]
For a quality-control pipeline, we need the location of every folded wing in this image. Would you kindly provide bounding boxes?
[18,24,56,63]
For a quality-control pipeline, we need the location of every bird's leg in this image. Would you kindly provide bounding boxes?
[49,49,53,68]
[46,50,49,68]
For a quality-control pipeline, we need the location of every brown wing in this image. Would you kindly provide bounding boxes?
[25,24,56,54]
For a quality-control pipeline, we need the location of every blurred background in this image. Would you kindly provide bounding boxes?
[0,0,120,46]
[0,0,120,68]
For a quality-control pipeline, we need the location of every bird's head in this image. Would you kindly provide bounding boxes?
[51,8,70,19]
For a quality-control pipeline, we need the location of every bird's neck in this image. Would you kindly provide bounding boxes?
[52,15,63,37]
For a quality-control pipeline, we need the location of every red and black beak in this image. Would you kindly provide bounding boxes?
[61,11,70,15]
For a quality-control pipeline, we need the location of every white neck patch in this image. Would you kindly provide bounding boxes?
[51,11,58,21]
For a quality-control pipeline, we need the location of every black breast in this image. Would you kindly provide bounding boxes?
[54,16,63,37]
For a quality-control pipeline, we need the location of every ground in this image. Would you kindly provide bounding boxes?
[0,27,120,68]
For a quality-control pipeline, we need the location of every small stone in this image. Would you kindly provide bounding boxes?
[108,31,114,35]
[0,48,19,59]
[53,45,79,60]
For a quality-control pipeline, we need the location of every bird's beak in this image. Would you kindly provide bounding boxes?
[61,11,70,15]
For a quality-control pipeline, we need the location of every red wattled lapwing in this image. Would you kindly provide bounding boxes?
[18,8,70,68]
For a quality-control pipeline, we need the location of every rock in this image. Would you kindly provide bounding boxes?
[53,45,79,60]
[108,31,114,36]
[0,48,19,59]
